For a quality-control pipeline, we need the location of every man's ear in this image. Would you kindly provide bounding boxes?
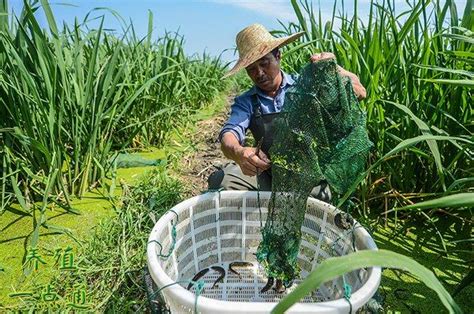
[275,50,281,62]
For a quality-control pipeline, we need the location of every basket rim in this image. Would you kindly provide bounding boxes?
[146,191,381,313]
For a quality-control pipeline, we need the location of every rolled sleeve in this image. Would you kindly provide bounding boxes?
[218,96,252,145]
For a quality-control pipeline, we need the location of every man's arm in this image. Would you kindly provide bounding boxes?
[219,95,271,176]
[310,52,367,100]
[221,132,270,176]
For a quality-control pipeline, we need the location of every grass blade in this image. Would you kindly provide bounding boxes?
[395,192,474,211]
[273,250,461,314]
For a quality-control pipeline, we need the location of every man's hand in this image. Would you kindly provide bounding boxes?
[236,147,271,176]
[310,52,367,100]
[310,52,336,62]
[220,132,270,176]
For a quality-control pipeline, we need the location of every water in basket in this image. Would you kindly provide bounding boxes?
[147,191,381,313]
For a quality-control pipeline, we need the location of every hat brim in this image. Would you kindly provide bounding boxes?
[222,31,304,79]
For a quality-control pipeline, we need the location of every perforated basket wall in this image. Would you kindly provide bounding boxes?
[147,191,381,313]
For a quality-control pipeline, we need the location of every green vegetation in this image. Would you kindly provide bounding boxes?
[0,0,227,207]
[0,0,227,310]
[275,250,461,313]
[0,93,228,311]
[272,0,473,311]
[44,168,183,312]
[280,0,472,205]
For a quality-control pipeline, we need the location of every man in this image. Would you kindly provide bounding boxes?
[208,24,366,201]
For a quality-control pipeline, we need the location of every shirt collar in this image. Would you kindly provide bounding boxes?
[281,71,295,87]
[250,71,294,96]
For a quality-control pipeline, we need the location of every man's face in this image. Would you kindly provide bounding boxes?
[245,51,281,92]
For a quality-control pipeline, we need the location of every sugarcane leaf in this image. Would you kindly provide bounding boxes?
[290,0,308,39]
[395,193,474,211]
[385,101,445,189]
[273,250,461,314]
[447,177,474,191]
[423,79,474,87]
[337,135,473,207]
[414,64,474,78]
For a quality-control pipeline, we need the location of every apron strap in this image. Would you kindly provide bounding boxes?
[251,94,261,118]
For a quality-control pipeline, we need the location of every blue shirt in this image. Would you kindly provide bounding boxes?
[219,71,296,144]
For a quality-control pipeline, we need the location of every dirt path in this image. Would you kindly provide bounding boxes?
[175,94,233,196]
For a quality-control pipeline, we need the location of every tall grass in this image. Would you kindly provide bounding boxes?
[272,0,473,310]
[0,0,227,214]
[277,0,473,213]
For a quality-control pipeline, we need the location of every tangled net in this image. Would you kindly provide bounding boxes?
[256,59,373,285]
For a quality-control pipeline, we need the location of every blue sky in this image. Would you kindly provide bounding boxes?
[8,0,469,62]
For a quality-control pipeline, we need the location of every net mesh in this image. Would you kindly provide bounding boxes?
[256,59,373,285]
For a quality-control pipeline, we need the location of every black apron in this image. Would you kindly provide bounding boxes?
[248,94,281,156]
[208,93,332,201]
[248,94,281,190]
[247,93,331,201]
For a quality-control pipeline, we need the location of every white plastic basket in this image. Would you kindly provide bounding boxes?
[147,191,381,313]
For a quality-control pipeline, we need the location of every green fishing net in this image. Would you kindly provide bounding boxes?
[256,59,373,285]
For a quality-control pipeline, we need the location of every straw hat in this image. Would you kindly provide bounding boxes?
[223,24,304,78]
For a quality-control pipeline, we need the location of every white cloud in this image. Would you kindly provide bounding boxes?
[208,0,297,22]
